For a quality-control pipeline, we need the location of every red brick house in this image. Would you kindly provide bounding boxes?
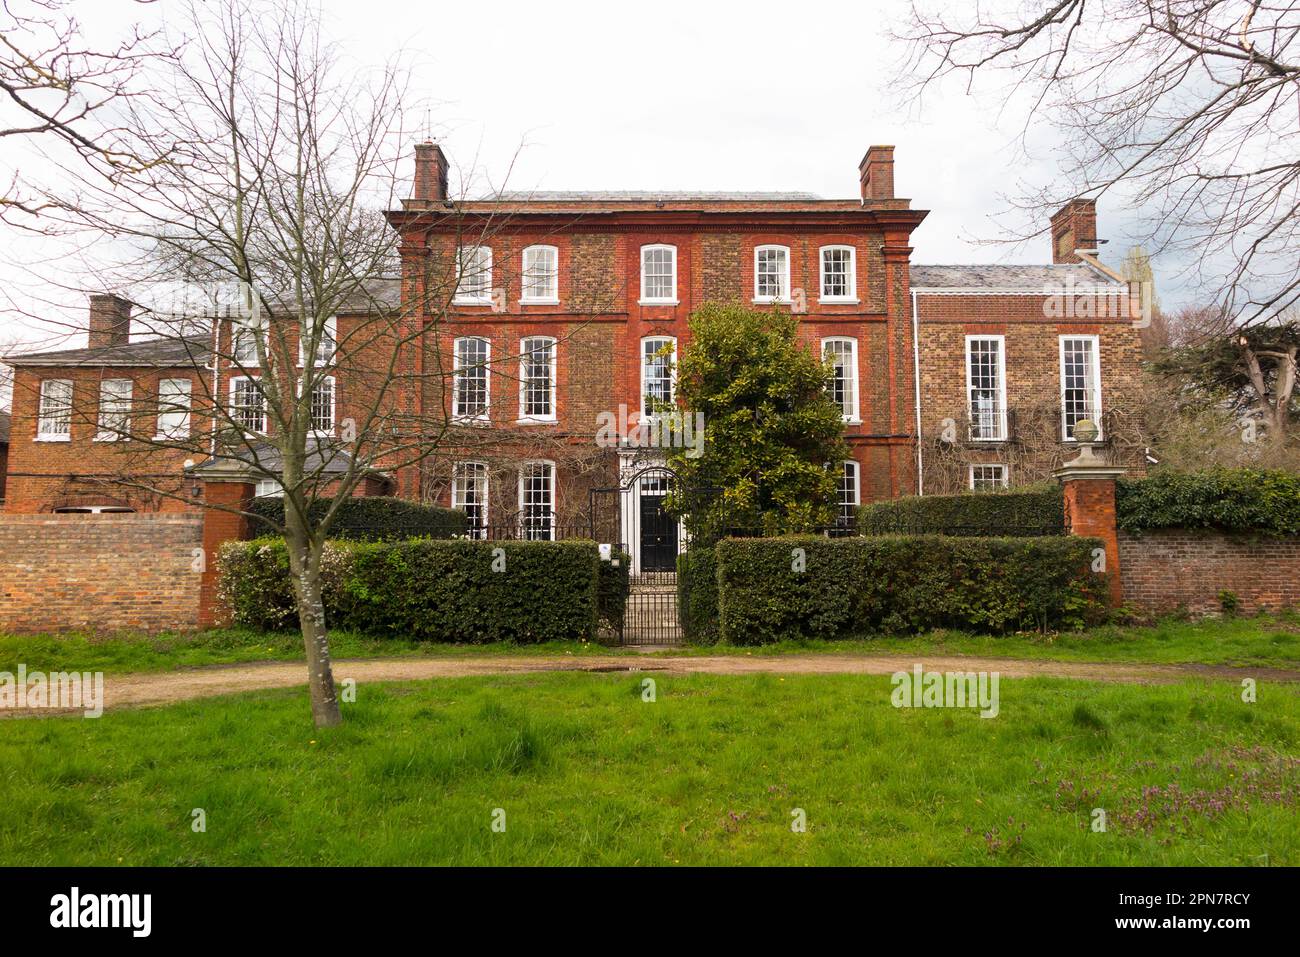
[1,144,1144,571]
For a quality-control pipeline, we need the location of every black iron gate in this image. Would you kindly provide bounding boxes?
[589,467,691,646]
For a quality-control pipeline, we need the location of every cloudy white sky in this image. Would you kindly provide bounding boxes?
[0,0,1175,367]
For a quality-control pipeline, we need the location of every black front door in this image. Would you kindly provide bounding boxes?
[639,491,678,572]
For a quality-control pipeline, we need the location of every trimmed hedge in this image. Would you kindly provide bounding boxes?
[677,547,720,645]
[598,551,631,639]
[218,537,600,642]
[714,534,1107,644]
[1116,468,1300,536]
[856,485,1064,537]
[246,495,467,541]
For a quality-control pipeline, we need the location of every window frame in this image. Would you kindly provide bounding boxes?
[517,335,557,423]
[1059,334,1103,441]
[452,336,491,422]
[94,378,133,442]
[969,464,1009,491]
[640,335,677,419]
[819,245,858,303]
[298,315,337,367]
[36,378,73,442]
[452,461,489,539]
[454,244,494,305]
[309,375,336,436]
[821,336,861,424]
[517,459,556,542]
[520,245,560,304]
[639,244,678,305]
[155,377,192,440]
[231,317,264,367]
[838,460,861,529]
[229,375,267,435]
[965,334,1008,442]
[753,244,791,303]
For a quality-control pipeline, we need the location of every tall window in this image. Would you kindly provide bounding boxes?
[754,245,790,302]
[232,318,263,366]
[1060,335,1102,440]
[300,316,337,366]
[640,244,677,303]
[452,462,489,539]
[455,244,493,303]
[156,378,192,439]
[966,335,1006,441]
[822,337,860,422]
[521,245,559,303]
[310,377,335,434]
[37,379,73,440]
[519,336,556,421]
[641,336,676,415]
[230,377,266,433]
[970,464,1009,491]
[837,460,860,532]
[453,336,490,420]
[95,379,132,441]
[820,246,856,301]
[519,461,555,541]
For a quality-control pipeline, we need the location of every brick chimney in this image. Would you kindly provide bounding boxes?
[858,145,895,201]
[1050,199,1099,264]
[412,141,449,202]
[88,294,131,349]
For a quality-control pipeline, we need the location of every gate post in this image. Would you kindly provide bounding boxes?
[190,462,256,628]
[1052,421,1126,607]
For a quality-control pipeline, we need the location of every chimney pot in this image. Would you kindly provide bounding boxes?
[88,294,132,350]
[1049,198,1099,264]
[859,145,895,201]
[413,141,450,203]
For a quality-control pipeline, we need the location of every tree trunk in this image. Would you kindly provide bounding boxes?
[286,532,342,728]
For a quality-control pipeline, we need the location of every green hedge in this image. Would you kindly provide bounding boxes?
[856,485,1064,537]
[678,548,720,645]
[714,535,1107,644]
[598,551,631,639]
[1116,468,1300,536]
[218,537,600,642]
[246,495,467,541]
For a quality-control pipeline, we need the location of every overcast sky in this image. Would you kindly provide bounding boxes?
[0,0,1176,365]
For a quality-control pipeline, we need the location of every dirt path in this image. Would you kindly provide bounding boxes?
[4,653,1297,718]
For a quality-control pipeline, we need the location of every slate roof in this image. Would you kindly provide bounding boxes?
[910,263,1122,290]
[2,336,213,368]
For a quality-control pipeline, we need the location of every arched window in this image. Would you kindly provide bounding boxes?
[640,244,677,303]
[754,245,790,302]
[521,245,559,303]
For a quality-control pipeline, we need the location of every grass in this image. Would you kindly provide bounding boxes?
[0,672,1296,865]
[2,614,1298,676]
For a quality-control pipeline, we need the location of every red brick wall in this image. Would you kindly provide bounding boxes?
[0,513,204,632]
[1119,529,1300,615]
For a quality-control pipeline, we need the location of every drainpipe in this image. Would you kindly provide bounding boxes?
[911,289,924,496]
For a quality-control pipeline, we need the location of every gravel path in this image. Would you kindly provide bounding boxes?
[3,653,1296,718]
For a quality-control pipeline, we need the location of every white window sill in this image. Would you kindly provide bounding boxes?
[34,435,71,442]
[93,435,124,443]
[453,298,493,307]
[968,437,1008,444]
[453,415,491,427]
[820,298,861,305]
[639,299,679,307]
[520,298,559,306]
[842,418,862,426]
[515,417,557,425]
[153,433,189,441]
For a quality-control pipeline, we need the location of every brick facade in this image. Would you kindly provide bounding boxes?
[0,513,203,632]
[1119,529,1300,616]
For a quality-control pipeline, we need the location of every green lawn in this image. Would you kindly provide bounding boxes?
[2,614,1298,676]
[1,672,1297,865]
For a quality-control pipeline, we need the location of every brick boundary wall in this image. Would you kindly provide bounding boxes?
[0,513,204,633]
[1118,529,1300,616]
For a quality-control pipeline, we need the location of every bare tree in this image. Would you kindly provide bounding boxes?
[7,0,617,728]
[1,0,170,218]
[900,0,1300,324]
